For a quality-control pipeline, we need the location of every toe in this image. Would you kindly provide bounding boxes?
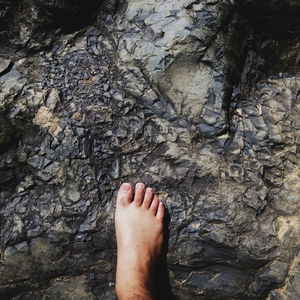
[133,182,145,206]
[142,187,154,209]
[156,202,165,219]
[117,183,133,206]
[149,195,159,215]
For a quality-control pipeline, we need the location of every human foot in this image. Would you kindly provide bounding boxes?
[115,182,165,300]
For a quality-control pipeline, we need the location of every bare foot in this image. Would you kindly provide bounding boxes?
[115,182,165,300]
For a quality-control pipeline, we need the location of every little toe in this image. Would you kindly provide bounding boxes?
[142,187,154,209]
[149,195,159,215]
[133,182,145,206]
[117,183,133,206]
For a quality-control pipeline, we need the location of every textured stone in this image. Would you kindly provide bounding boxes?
[1,0,300,299]
[0,58,12,75]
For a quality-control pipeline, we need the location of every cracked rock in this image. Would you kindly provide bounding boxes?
[1,0,300,299]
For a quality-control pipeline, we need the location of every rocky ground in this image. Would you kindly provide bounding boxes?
[1,0,300,299]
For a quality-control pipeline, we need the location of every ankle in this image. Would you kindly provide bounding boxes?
[116,268,154,298]
[116,288,153,300]
[116,276,153,300]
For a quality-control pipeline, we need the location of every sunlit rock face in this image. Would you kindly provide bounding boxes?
[1,0,300,299]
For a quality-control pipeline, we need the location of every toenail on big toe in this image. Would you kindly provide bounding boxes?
[120,183,131,192]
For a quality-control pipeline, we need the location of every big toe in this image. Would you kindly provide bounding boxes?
[117,183,133,206]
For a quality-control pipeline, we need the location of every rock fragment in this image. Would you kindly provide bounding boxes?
[0,58,12,76]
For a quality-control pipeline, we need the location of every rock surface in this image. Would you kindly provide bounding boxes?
[1,0,300,299]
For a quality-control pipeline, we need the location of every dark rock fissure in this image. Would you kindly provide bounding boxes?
[234,0,300,89]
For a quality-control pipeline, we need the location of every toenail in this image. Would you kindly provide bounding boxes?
[121,183,131,191]
[146,187,152,193]
[136,182,145,189]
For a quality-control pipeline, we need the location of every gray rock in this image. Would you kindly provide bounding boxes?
[0,58,12,75]
[1,0,300,299]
